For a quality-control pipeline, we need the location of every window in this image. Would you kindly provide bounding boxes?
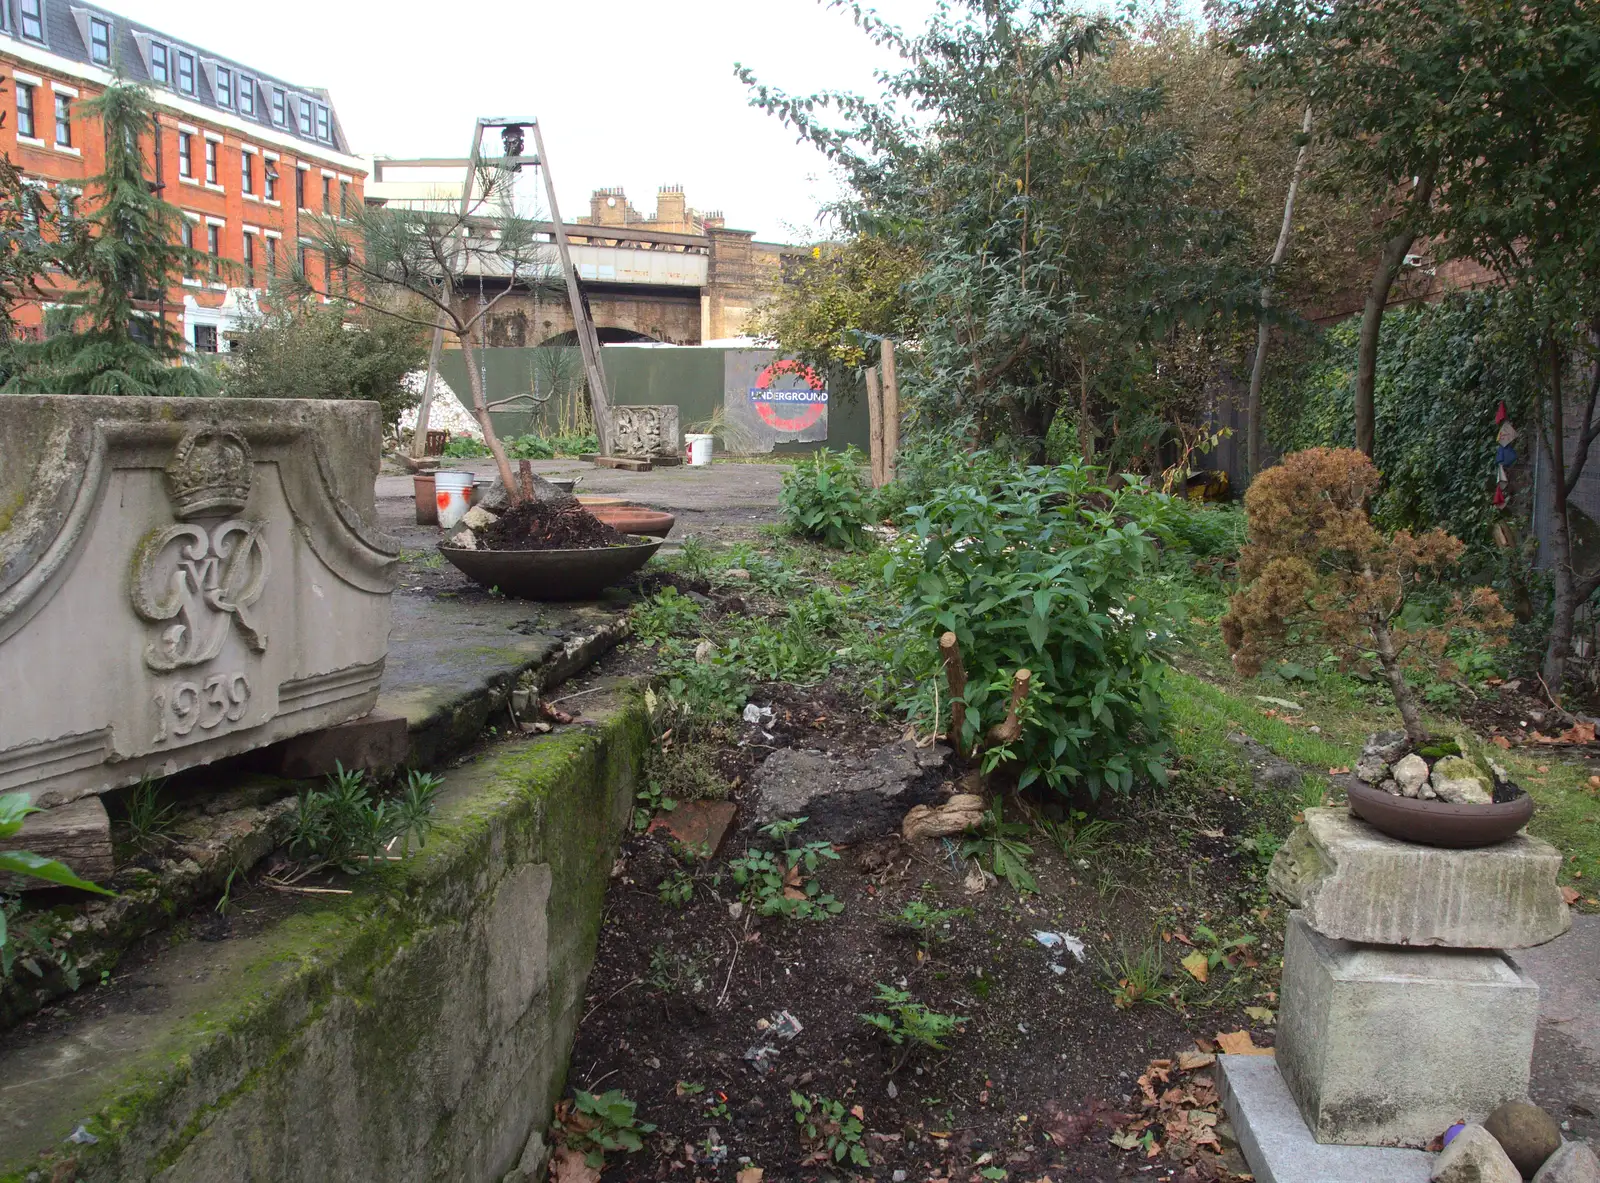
[16,84,35,140]
[297,97,312,136]
[54,94,71,148]
[215,67,232,107]
[89,17,111,65]
[238,76,254,116]
[321,174,331,214]
[339,179,349,217]
[19,0,43,43]
[150,42,168,84]
[241,152,253,194]
[178,133,192,178]
[181,219,196,281]
[242,232,254,285]
[295,167,305,210]
[176,52,195,96]
[193,324,217,353]
[207,223,220,280]
[263,161,277,201]
[264,235,276,272]
[315,104,330,142]
[271,88,285,126]
[204,139,217,185]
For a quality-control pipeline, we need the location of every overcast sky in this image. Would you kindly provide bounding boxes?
[107,0,945,242]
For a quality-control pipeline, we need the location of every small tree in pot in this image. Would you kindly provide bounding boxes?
[1221,447,1510,743]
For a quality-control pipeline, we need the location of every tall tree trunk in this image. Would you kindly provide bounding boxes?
[1355,167,1435,457]
[1543,331,1575,698]
[1247,107,1313,481]
[456,324,520,501]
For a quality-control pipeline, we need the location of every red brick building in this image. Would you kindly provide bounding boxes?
[0,0,365,352]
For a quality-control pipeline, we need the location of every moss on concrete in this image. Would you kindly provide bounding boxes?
[0,686,648,1183]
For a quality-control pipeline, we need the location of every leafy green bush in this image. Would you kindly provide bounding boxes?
[780,447,871,548]
[1155,499,1246,561]
[791,1092,870,1167]
[859,983,966,1068]
[287,765,442,874]
[558,1089,656,1168]
[506,434,555,459]
[441,436,490,459]
[887,455,1174,799]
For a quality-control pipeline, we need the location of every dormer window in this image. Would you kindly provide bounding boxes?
[89,17,111,65]
[271,88,286,126]
[238,75,255,116]
[19,0,44,44]
[315,104,330,143]
[150,42,168,84]
[296,97,312,136]
[176,51,195,96]
[215,66,232,107]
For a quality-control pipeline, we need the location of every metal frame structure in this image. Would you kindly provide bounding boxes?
[409,116,614,457]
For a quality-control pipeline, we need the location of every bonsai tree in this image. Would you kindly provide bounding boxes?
[1221,448,1510,742]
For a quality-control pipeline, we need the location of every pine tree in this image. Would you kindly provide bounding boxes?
[0,77,213,394]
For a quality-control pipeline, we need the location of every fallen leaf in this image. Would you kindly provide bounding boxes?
[1328,766,1349,775]
[549,1148,601,1183]
[1193,1036,1216,1054]
[1493,735,1513,749]
[850,1105,865,1120]
[1244,1006,1276,1023]
[1589,775,1600,789]
[1109,1130,1142,1151]
[1563,886,1582,906]
[1181,951,1210,983]
[1562,722,1598,744]
[1215,1030,1272,1056]
[1177,1050,1216,1071]
[736,1170,764,1183]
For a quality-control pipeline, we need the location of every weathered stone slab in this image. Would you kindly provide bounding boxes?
[1277,912,1538,1148]
[0,397,398,809]
[610,404,680,459]
[0,794,112,888]
[1218,1054,1433,1183]
[751,741,948,845]
[1269,807,1570,948]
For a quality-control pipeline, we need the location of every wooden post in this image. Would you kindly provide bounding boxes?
[865,365,885,488]
[881,339,900,484]
[411,121,487,457]
[530,119,614,456]
[940,631,968,756]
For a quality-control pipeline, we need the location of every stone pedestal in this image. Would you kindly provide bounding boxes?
[1277,912,1538,1147]
[0,397,398,816]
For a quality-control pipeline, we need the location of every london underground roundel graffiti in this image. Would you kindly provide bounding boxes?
[748,358,828,432]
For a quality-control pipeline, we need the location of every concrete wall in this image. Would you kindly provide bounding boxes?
[0,695,647,1183]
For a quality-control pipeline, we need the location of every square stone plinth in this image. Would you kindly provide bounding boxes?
[1278,911,1538,1147]
[1269,807,1570,948]
[1219,1054,1433,1183]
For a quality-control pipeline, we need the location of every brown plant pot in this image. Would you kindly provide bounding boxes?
[585,504,676,538]
[1346,779,1535,849]
[414,473,438,525]
[438,535,663,600]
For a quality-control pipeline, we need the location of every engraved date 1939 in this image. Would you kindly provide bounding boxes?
[152,672,250,744]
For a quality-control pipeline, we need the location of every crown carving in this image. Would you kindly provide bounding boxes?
[165,426,254,519]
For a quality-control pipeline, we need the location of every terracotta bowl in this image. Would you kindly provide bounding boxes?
[438,535,662,600]
[585,504,676,538]
[1346,779,1534,848]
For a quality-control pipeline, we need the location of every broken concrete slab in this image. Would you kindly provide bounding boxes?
[1277,912,1538,1148]
[751,741,949,846]
[1269,807,1570,948]
[1218,1053,1432,1183]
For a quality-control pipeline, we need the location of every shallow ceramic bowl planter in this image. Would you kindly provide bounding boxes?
[583,504,675,538]
[438,536,663,600]
[1346,779,1534,848]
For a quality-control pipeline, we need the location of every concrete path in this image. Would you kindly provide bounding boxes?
[1514,914,1600,1143]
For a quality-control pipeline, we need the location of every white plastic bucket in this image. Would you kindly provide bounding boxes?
[435,471,474,529]
[685,433,715,467]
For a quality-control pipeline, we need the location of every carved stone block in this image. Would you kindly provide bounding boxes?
[0,397,398,808]
[610,405,680,459]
